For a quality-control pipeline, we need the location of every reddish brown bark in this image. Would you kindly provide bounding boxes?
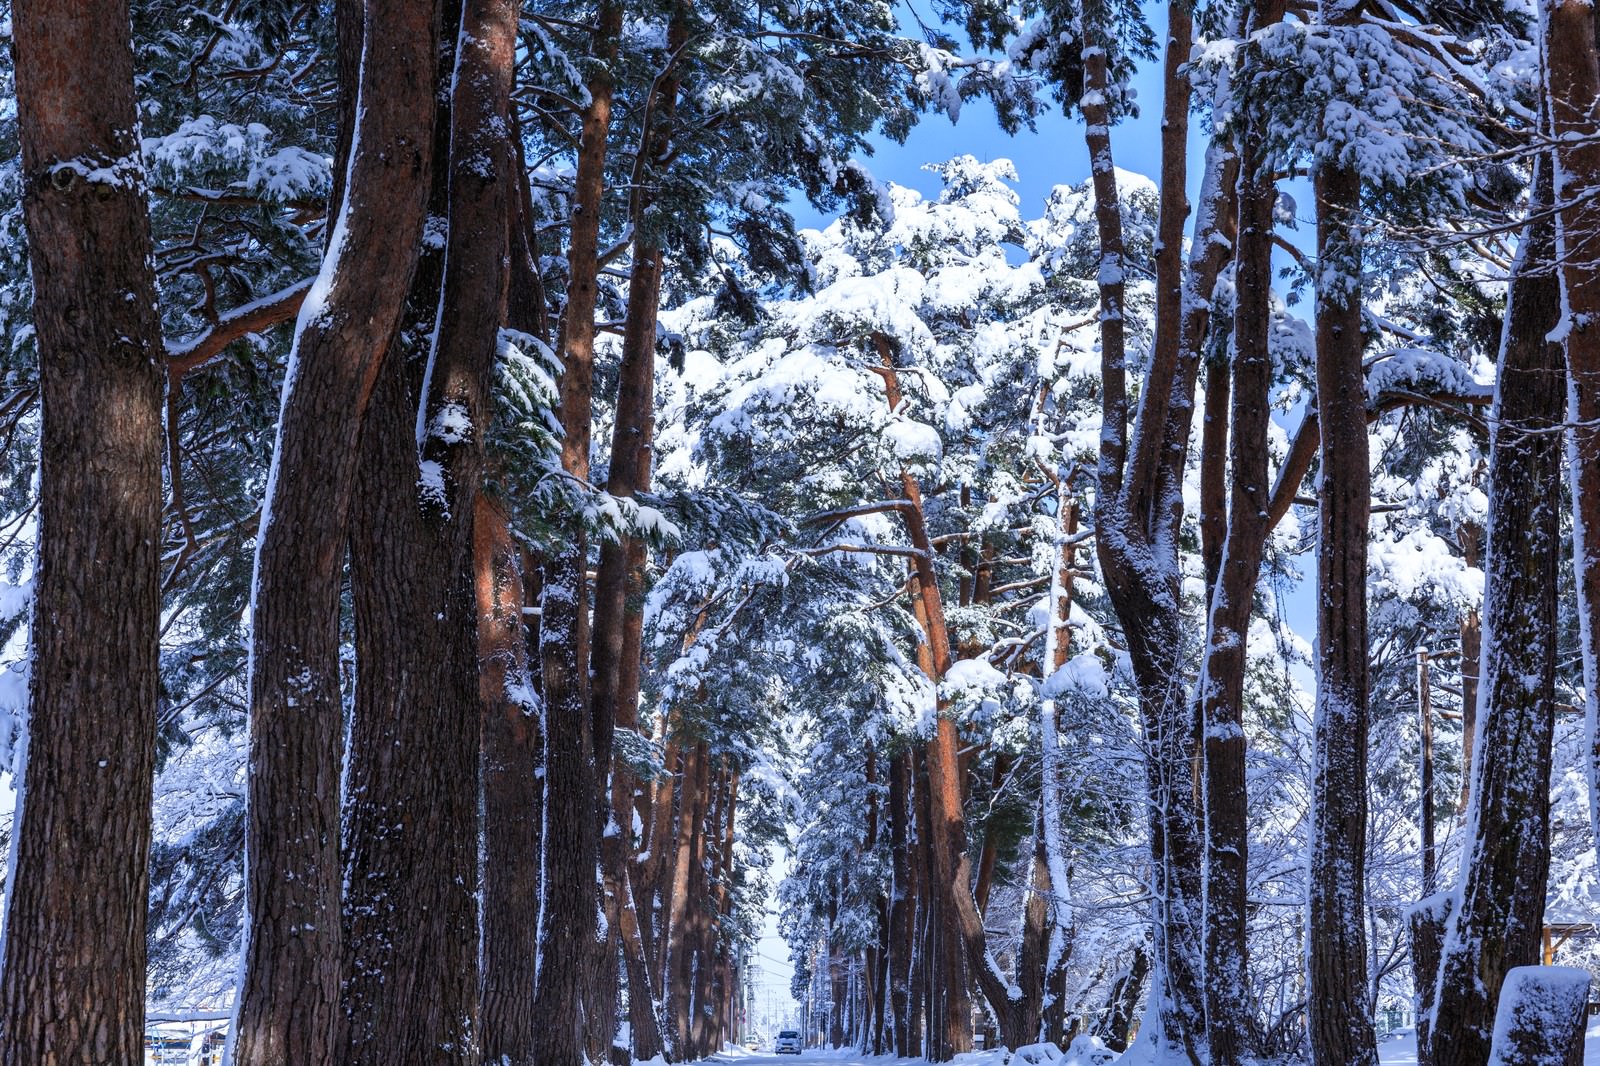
[1545,0,1600,849]
[591,24,681,1041]
[665,740,711,1055]
[535,7,621,1063]
[874,337,1020,1051]
[0,3,164,1061]
[1306,156,1378,1066]
[1429,154,1565,1066]
[477,495,542,1066]
[338,1,515,1057]
[232,1,439,1061]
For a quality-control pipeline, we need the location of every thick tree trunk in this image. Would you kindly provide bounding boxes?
[666,741,711,1055]
[1544,0,1600,854]
[338,2,513,1057]
[231,2,438,1062]
[1430,154,1565,1066]
[535,7,621,1064]
[479,116,550,1066]
[1410,893,1453,1066]
[889,750,915,1056]
[1306,157,1378,1066]
[1086,9,1233,1059]
[0,3,163,1062]
[689,766,723,1059]
[478,496,542,1066]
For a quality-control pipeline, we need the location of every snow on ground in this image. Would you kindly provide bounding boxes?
[711,1025,1600,1066]
[1369,1024,1600,1065]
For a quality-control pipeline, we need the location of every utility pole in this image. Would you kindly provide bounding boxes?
[1418,645,1436,895]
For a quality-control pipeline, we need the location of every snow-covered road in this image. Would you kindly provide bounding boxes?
[713,1026,1600,1066]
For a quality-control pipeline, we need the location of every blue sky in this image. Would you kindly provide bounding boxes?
[792,38,1182,231]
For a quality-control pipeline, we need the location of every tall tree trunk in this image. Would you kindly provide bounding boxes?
[1306,155,1378,1066]
[888,750,914,1056]
[1544,0,1600,853]
[1037,489,1078,1012]
[338,1,513,1057]
[1198,3,1286,1056]
[0,3,163,1061]
[1458,522,1483,814]
[479,119,550,1066]
[1429,154,1565,1066]
[231,2,439,1061]
[478,495,542,1066]
[666,740,711,1055]
[876,338,1016,1050]
[1087,8,1234,1059]
[535,7,621,1064]
[593,30,679,1036]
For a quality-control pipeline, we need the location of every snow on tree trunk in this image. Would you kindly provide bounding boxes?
[231,2,440,1061]
[338,1,516,1058]
[1198,3,1288,1054]
[0,2,165,1062]
[1544,0,1600,862]
[478,496,542,1066]
[1306,153,1378,1066]
[1089,9,1240,1059]
[534,7,621,1065]
[1430,154,1566,1066]
[1485,967,1591,1066]
[591,20,682,1041]
[1410,893,1454,1066]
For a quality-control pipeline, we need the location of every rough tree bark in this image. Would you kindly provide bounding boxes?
[1544,0,1600,855]
[477,495,542,1066]
[338,0,514,1057]
[535,6,622,1063]
[666,740,711,1055]
[1429,154,1565,1066]
[592,18,684,1051]
[230,2,438,1061]
[478,120,550,1066]
[1086,5,1239,1060]
[1306,154,1379,1066]
[0,3,164,1062]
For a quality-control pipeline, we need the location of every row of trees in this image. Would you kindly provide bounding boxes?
[761,2,1600,1066]
[0,0,949,1060]
[6,0,1600,1064]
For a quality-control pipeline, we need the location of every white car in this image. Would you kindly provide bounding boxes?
[775,1030,801,1055]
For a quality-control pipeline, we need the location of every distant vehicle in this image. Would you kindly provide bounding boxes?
[775,1030,801,1055]
[744,1039,760,1051]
